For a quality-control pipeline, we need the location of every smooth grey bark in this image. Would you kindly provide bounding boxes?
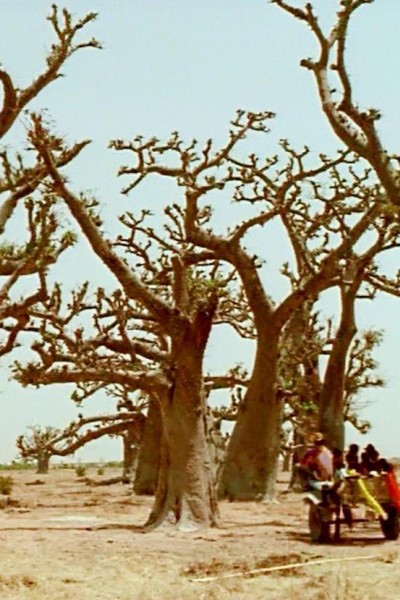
[219,334,282,501]
[319,285,358,451]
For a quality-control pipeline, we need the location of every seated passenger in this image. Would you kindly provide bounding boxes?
[345,443,361,472]
[360,443,380,474]
[300,432,333,491]
[378,459,400,513]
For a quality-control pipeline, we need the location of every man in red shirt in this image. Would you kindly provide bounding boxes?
[300,432,334,490]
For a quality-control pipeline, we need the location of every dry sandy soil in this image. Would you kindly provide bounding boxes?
[0,467,399,600]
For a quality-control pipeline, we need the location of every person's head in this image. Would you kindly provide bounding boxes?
[332,447,344,468]
[347,443,359,454]
[377,458,393,473]
[312,432,325,446]
[365,443,378,456]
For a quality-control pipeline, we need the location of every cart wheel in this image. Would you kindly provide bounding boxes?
[308,504,330,543]
[380,506,400,541]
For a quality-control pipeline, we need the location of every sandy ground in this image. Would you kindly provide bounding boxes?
[0,467,400,599]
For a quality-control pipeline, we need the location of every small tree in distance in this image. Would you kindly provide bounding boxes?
[17,425,60,474]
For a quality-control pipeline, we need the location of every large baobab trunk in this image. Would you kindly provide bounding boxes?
[145,334,219,531]
[219,335,282,501]
[134,400,162,495]
[319,287,357,451]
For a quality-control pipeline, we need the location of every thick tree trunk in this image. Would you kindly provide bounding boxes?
[319,287,357,450]
[144,335,219,531]
[36,452,50,474]
[207,425,227,485]
[219,335,282,501]
[134,400,162,495]
[122,426,140,484]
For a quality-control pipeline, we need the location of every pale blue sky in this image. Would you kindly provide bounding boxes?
[1,0,400,462]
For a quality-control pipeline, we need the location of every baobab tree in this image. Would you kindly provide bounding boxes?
[273,0,400,210]
[218,145,397,496]
[0,6,100,140]
[102,109,393,501]
[14,254,250,502]
[343,329,384,433]
[281,309,384,489]
[281,312,384,449]
[13,143,254,530]
[0,6,98,356]
[276,160,400,450]
[17,425,60,474]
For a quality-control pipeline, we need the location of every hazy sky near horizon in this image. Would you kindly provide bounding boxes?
[1,0,400,463]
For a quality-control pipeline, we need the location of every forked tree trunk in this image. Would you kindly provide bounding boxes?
[144,333,219,531]
[219,336,282,501]
[134,400,162,495]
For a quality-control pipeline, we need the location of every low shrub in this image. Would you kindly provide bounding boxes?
[75,464,86,477]
[0,475,13,495]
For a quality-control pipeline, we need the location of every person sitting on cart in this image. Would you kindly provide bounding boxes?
[345,444,361,472]
[344,445,388,520]
[299,432,333,491]
[360,443,380,474]
[377,458,400,514]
